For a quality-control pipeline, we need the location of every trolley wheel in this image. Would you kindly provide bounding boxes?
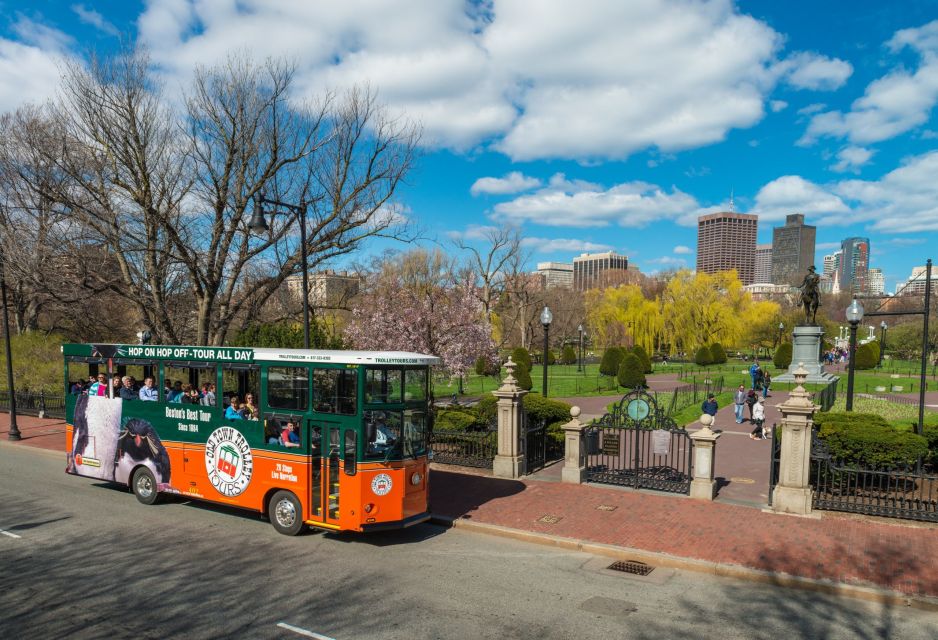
[269,491,305,536]
[132,467,160,505]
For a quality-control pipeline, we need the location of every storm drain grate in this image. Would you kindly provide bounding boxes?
[538,514,562,524]
[607,560,654,576]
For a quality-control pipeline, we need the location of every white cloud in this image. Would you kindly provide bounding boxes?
[887,237,927,246]
[830,145,874,173]
[0,37,66,113]
[492,175,700,228]
[72,4,121,37]
[646,256,687,266]
[521,237,613,253]
[797,103,826,116]
[781,52,853,91]
[470,171,541,196]
[11,15,73,52]
[673,245,692,254]
[750,175,850,223]
[131,0,821,160]
[769,100,788,112]
[801,20,938,145]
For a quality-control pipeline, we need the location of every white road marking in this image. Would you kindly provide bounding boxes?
[276,622,336,640]
[0,529,22,539]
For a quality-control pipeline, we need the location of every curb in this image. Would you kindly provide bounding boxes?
[429,514,938,612]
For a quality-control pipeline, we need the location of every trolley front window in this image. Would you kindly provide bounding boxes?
[267,366,309,411]
[363,409,427,460]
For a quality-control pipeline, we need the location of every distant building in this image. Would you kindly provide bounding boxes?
[771,214,816,285]
[868,268,885,296]
[285,271,360,308]
[823,251,841,278]
[535,262,574,289]
[898,265,937,296]
[572,251,629,291]
[839,237,870,293]
[754,244,773,283]
[743,282,797,303]
[818,274,833,294]
[696,212,758,285]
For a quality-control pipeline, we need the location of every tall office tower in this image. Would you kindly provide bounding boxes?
[867,268,885,296]
[696,212,758,284]
[535,262,574,289]
[823,251,841,277]
[771,213,816,285]
[572,251,629,291]
[898,266,936,296]
[840,237,871,293]
[755,244,773,283]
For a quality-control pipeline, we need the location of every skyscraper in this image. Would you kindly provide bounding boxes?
[535,262,574,289]
[840,237,870,293]
[868,268,885,296]
[696,212,758,284]
[755,244,773,283]
[572,251,629,291]
[823,251,841,278]
[771,214,816,285]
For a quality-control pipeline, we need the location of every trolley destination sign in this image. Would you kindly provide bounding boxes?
[62,343,254,362]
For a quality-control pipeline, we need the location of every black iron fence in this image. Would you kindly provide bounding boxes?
[810,432,938,523]
[428,423,497,468]
[0,390,66,420]
[814,378,839,412]
[523,412,564,474]
[665,376,724,416]
[585,423,693,493]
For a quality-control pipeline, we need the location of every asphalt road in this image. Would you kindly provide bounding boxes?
[1,442,935,640]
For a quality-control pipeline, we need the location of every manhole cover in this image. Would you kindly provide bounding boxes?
[729,477,755,484]
[596,504,618,512]
[607,560,654,576]
[538,514,562,524]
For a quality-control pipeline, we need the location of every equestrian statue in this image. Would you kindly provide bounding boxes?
[797,265,821,324]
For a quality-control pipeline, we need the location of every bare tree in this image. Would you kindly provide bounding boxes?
[454,224,525,321]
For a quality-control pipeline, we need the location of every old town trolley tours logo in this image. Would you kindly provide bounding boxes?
[205,427,254,497]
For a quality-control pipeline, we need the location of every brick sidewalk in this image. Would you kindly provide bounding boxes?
[429,468,938,598]
[7,412,937,599]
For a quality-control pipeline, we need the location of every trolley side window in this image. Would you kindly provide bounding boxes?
[267,366,309,412]
[313,369,357,415]
[365,368,402,404]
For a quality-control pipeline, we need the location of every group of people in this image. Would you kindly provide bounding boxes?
[164,380,217,406]
[747,360,772,398]
[224,394,259,421]
[824,348,848,365]
[734,384,769,439]
[264,417,301,447]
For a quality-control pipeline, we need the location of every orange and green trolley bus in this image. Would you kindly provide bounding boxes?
[63,343,439,535]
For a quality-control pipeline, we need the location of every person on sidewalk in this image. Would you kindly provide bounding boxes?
[701,393,718,417]
[745,388,758,422]
[749,360,761,390]
[733,384,746,423]
[750,397,766,439]
[762,371,772,398]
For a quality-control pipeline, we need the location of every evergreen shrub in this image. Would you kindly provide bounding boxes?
[773,342,793,370]
[599,347,625,376]
[709,342,728,364]
[694,345,712,366]
[561,345,577,365]
[510,347,531,370]
[630,344,653,374]
[617,353,646,388]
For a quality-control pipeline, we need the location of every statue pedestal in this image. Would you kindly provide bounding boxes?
[774,325,838,384]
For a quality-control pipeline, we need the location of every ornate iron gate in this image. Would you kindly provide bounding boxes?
[585,389,693,494]
[523,411,563,474]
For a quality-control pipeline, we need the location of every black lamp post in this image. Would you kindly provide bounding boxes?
[0,248,19,440]
[250,193,311,349]
[577,324,584,373]
[777,322,784,347]
[879,321,887,368]
[540,306,553,397]
[845,296,865,411]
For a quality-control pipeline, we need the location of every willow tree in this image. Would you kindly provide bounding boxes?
[661,270,752,354]
[585,284,662,353]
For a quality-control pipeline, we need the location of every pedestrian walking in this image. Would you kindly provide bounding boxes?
[733,384,746,423]
[701,393,718,417]
[762,371,772,398]
[749,360,761,390]
[750,397,766,439]
[745,388,758,422]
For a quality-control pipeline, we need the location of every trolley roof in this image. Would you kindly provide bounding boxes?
[62,343,441,366]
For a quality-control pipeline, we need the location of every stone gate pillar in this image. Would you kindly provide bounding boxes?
[689,414,721,500]
[772,363,818,516]
[492,357,528,479]
[561,406,587,484]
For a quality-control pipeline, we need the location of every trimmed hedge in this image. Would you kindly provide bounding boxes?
[694,345,712,366]
[434,407,488,431]
[515,364,533,391]
[617,353,646,388]
[630,344,653,374]
[510,347,531,371]
[774,342,792,369]
[854,342,878,370]
[561,345,577,365]
[709,342,727,364]
[599,347,625,376]
[815,412,928,468]
[476,393,572,426]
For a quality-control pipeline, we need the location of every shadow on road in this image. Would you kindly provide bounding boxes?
[429,469,525,520]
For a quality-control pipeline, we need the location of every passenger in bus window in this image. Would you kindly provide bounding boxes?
[168,381,184,403]
[280,420,300,448]
[89,373,108,396]
[200,383,216,407]
[119,376,137,401]
[139,377,158,401]
[112,375,122,395]
[265,420,282,445]
[70,380,85,395]
[243,393,259,420]
[180,384,197,404]
[225,396,245,420]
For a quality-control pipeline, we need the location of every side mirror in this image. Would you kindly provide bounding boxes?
[365,420,377,444]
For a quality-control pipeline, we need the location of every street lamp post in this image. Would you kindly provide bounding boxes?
[577,324,584,373]
[845,296,865,411]
[777,322,784,347]
[540,306,553,397]
[879,320,887,368]
[250,193,311,349]
[0,249,20,441]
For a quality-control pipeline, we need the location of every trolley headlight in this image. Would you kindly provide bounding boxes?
[364,503,374,514]
[411,472,423,486]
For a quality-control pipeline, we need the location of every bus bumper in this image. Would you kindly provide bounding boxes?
[361,511,431,532]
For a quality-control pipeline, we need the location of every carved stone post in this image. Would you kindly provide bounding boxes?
[561,406,587,484]
[772,363,818,516]
[492,357,528,479]
[688,414,721,500]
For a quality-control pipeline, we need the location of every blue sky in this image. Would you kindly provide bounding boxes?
[2,1,937,292]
